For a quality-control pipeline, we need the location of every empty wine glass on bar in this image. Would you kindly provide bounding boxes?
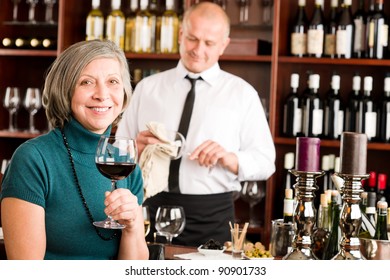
[3,87,21,131]
[155,205,186,244]
[44,0,57,24]
[11,0,21,22]
[94,135,138,229]
[240,181,265,227]
[24,87,42,133]
[26,0,39,23]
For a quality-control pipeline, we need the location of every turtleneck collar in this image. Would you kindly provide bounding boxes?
[58,118,112,154]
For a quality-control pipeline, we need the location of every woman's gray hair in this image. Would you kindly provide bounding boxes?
[42,40,132,129]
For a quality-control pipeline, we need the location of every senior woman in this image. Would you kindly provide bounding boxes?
[0,40,148,260]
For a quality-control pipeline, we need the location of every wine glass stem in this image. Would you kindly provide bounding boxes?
[166,235,173,245]
[9,112,14,131]
[29,113,34,132]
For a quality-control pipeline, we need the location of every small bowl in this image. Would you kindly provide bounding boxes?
[197,245,226,256]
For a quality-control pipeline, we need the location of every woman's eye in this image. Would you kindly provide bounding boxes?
[80,80,92,85]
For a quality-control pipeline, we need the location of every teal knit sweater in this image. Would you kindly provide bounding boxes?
[0,119,144,259]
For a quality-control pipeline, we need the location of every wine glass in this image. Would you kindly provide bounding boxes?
[3,87,21,132]
[93,135,138,229]
[24,87,42,133]
[240,181,265,227]
[155,205,186,244]
[143,205,151,237]
[44,0,56,24]
[26,0,39,24]
[11,0,21,22]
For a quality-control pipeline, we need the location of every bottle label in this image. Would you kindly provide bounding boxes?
[380,23,389,47]
[324,34,336,56]
[337,110,344,137]
[283,199,294,215]
[365,112,377,138]
[86,16,104,40]
[368,22,375,48]
[312,108,323,135]
[353,18,364,52]
[160,17,175,52]
[307,29,324,56]
[293,108,302,136]
[386,112,390,140]
[291,33,307,56]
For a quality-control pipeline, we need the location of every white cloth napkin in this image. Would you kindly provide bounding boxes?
[174,252,234,260]
[139,122,180,200]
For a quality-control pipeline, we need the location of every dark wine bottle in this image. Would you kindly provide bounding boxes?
[373,200,389,240]
[307,0,325,58]
[378,75,390,142]
[345,74,361,132]
[323,74,344,139]
[283,73,302,137]
[377,173,387,202]
[290,0,308,57]
[312,193,331,260]
[324,0,338,58]
[353,0,366,58]
[336,0,354,59]
[302,73,323,137]
[357,76,377,141]
[366,0,389,59]
[360,191,368,213]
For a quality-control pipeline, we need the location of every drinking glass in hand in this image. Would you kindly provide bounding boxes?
[155,205,186,244]
[143,205,151,237]
[94,135,138,229]
[3,87,21,132]
[24,87,42,133]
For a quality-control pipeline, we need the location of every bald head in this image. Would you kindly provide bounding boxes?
[182,2,230,40]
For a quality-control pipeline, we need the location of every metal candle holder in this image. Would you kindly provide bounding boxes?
[332,172,369,260]
[283,170,324,260]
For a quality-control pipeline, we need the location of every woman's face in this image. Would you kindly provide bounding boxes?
[72,58,124,134]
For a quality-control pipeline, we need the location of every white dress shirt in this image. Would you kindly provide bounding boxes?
[116,61,276,194]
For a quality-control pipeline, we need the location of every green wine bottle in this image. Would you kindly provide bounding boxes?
[373,201,389,240]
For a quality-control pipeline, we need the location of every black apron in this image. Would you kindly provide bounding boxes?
[143,191,235,247]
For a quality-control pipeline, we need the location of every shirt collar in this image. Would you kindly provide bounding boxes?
[176,60,221,86]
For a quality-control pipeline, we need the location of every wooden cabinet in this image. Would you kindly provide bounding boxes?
[2,0,389,247]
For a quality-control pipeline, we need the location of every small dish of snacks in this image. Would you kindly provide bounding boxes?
[242,241,273,260]
[198,239,226,256]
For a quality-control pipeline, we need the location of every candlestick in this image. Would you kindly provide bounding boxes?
[333,132,369,260]
[295,137,321,172]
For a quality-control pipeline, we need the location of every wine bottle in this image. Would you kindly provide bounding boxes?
[106,0,126,50]
[302,73,323,137]
[324,0,338,58]
[283,188,294,223]
[336,0,354,59]
[366,191,377,227]
[373,200,389,240]
[150,0,162,54]
[133,0,156,53]
[290,0,308,57]
[283,73,302,137]
[353,0,366,58]
[360,191,368,213]
[345,74,361,132]
[159,0,179,54]
[283,152,295,190]
[323,74,344,139]
[124,0,138,52]
[322,190,341,260]
[357,76,377,141]
[378,75,390,142]
[312,193,331,260]
[377,173,387,202]
[86,0,104,41]
[366,0,389,59]
[307,0,325,58]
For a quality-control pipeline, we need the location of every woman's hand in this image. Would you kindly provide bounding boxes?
[104,188,140,229]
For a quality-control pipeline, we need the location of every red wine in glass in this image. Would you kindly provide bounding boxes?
[96,162,136,181]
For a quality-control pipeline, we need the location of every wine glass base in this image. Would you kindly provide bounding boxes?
[93,220,125,229]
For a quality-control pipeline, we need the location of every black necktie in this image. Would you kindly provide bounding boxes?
[168,75,201,193]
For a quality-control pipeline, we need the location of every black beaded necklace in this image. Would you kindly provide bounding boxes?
[61,129,119,241]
